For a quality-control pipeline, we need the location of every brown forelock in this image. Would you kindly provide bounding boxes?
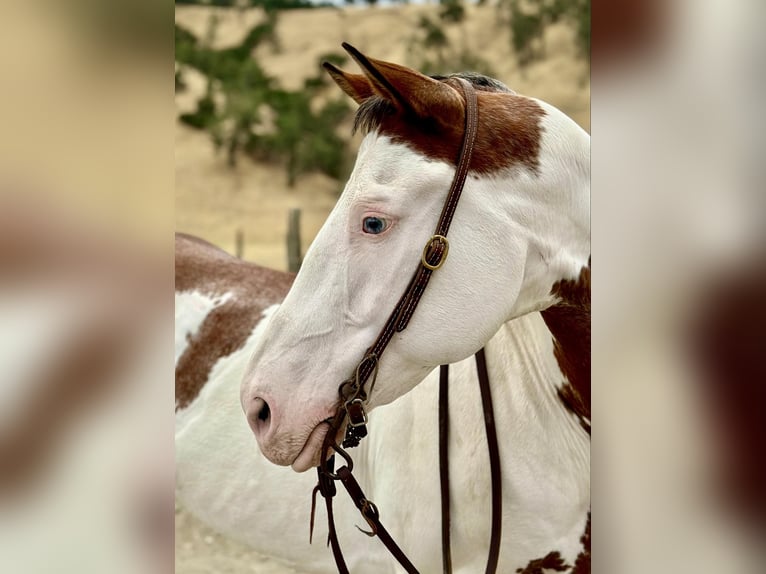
[174,233,294,410]
[541,263,591,426]
[369,77,546,175]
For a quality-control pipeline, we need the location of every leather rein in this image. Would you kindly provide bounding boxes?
[311,78,503,574]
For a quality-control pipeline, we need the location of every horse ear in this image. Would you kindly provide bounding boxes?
[322,62,374,105]
[341,42,464,125]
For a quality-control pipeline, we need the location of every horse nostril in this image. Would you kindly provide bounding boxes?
[249,397,273,439]
[257,400,270,422]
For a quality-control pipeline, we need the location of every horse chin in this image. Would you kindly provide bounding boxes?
[291,422,331,473]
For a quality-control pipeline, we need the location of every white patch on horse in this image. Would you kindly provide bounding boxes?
[175,303,279,433]
[174,290,233,364]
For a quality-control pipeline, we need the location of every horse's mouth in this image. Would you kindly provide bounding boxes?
[291,422,331,472]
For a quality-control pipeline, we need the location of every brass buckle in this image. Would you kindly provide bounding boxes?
[421,234,449,271]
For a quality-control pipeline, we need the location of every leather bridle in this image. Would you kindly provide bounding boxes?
[311,78,503,574]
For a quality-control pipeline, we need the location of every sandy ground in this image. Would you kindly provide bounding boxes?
[175,120,342,270]
[176,506,301,574]
[175,4,589,572]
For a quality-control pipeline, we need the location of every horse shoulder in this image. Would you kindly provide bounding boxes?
[174,233,293,412]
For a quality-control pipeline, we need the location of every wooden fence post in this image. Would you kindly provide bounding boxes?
[287,208,303,272]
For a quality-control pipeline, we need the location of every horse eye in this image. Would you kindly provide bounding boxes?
[362,216,388,235]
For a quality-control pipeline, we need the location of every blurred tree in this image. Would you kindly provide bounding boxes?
[249,90,349,186]
[501,0,590,66]
[175,0,315,8]
[411,3,495,79]
[418,15,448,67]
[177,14,352,183]
[439,0,465,24]
[175,67,187,92]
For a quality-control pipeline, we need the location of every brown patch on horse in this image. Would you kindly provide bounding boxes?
[541,263,591,433]
[572,511,591,574]
[514,512,589,574]
[327,45,546,176]
[558,382,591,436]
[516,551,570,574]
[367,86,546,176]
[175,233,293,410]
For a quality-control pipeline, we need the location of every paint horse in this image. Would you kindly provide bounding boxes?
[178,47,590,573]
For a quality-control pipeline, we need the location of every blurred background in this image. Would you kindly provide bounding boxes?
[0,1,763,573]
[175,2,589,570]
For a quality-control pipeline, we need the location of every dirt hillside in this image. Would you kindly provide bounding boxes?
[175,3,589,271]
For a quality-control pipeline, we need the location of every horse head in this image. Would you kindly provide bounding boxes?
[241,44,590,471]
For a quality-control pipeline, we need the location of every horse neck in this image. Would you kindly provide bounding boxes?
[355,308,590,569]
[486,264,591,481]
[444,309,590,520]
[479,311,588,459]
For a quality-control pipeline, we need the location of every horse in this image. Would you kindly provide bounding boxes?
[177,45,590,573]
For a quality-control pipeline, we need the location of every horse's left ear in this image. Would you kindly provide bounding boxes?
[322,62,374,105]
[341,43,464,127]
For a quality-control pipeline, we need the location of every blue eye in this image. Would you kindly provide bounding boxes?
[362,216,388,235]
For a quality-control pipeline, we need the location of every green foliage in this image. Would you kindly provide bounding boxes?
[341,0,410,4]
[249,92,350,186]
[175,12,279,82]
[503,0,590,67]
[411,8,495,79]
[321,52,348,68]
[175,0,315,9]
[177,14,352,183]
[439,0,465,24]
[175,68,187,92]
[179,91,217,130]
[574,0,590,59]
[418,16,448,50]
[175,1,236,5]
[509,5,543,66]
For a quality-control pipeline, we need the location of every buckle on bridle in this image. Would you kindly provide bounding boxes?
[345,398,368,428]
[343,398,369,447]
[422,234,449,271]
[355,498,380,537]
